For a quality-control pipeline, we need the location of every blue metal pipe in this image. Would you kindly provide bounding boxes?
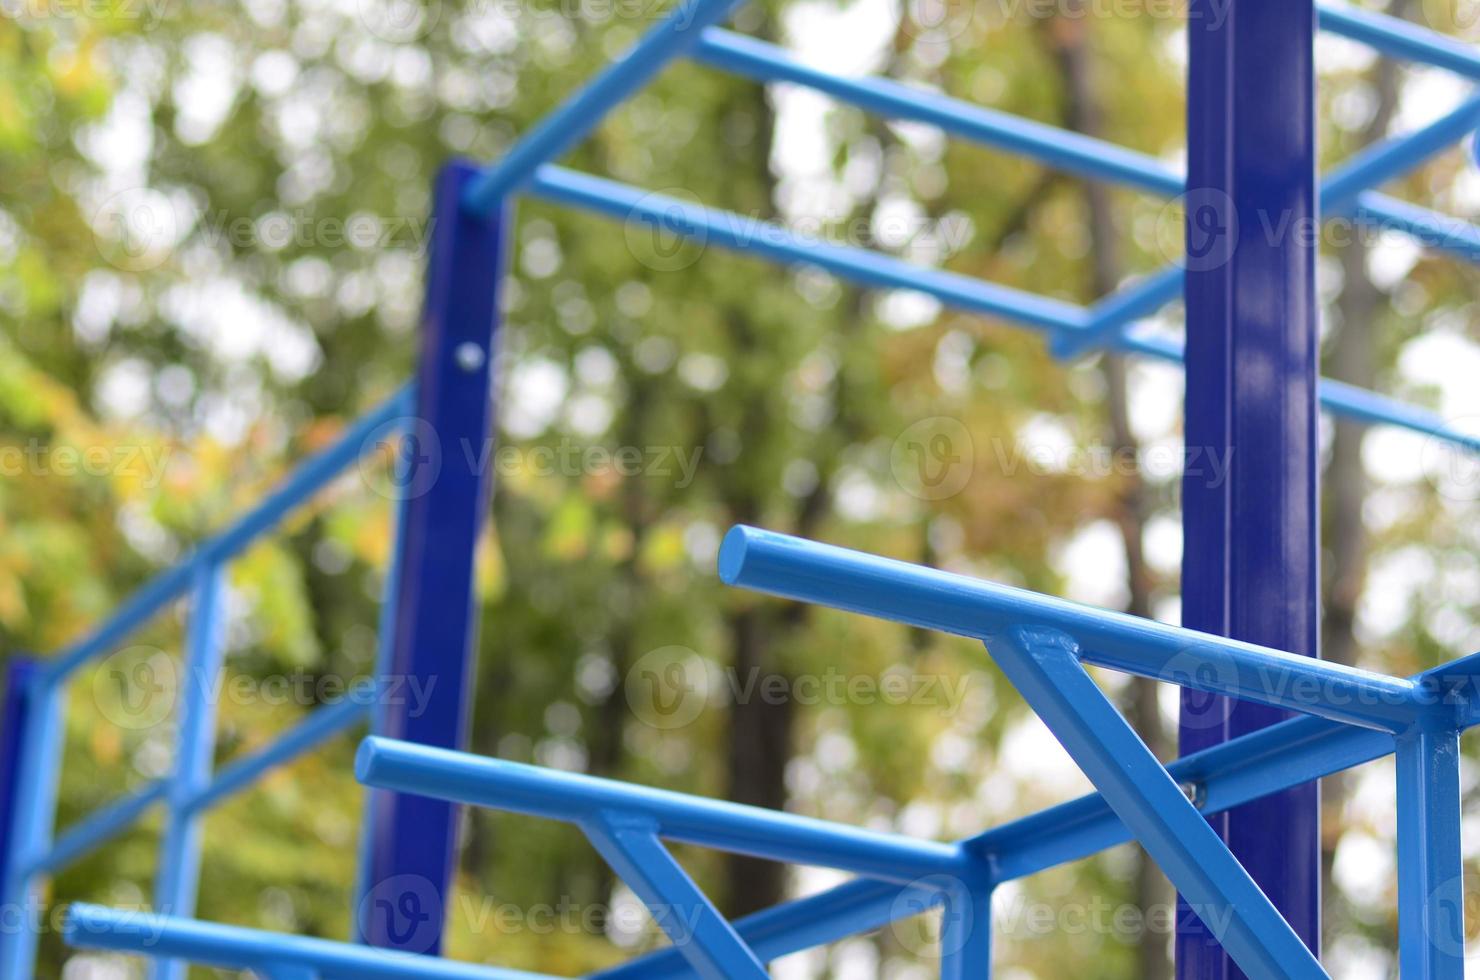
[64,904,556,979]
[718,525,1420,730]
[582,813,770,979]
[690,28,1184,197]
[1355,193,1480,265]
[993,627,1325,980]
[186,688,373,815]
[1322,91,1480,208]
[1317,2,1480,80]
[527,165,1092,335]
[153,563,228,980]
[30,781,169,876]
[462,0,746,214]
[41,386,415,686]
[0,676,64,978]
[356,736,975,883]
[1395,726,1466,977]
[592,878,927,980]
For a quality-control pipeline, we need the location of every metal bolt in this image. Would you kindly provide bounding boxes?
[454,342,486,372]
[1179,781,1206,808]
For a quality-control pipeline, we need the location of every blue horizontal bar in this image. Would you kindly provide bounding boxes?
[690,28,1184,197]
[463,0,745,214]
[42,386,415,687]
[1318,1,1480,80]
[30,782,168,876]
[357,736,974,883]
[718,525,1420,729]
[184,686,373,814]
[528,165,1092,334]
[1355,192,1480,264]
[1322,91,1480,207]
[64,905,551,979]
[28,686,375,878]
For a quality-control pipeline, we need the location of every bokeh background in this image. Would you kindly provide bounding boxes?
[3,0,1480,975]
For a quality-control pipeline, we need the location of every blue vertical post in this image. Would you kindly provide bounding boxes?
[1179,0,1321,976]
[358,159,508,955]
[0,657,36,900]
[153,562,229,980]
[0,668,65,978]
[1394,726,1464,978]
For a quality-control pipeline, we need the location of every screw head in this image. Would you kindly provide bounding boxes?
[454,342,486,372]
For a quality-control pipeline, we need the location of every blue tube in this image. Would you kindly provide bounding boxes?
[691,28,1183,197]
[64,904,555,979]
[356,736,974,883]
[1355,193,1480,265]
[718,524,1420,730]
[1395,727,1465,977]
[186,689,373,815]
[462,0,746,214]
[529,165,1092,334]
[1318,2,1480,80]
[1322,92,1480,207]
[42,385,416,686]
[30,781,168,875]
[992,628,1325,980]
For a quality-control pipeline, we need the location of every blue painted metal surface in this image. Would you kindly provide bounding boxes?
[153,563,229,980]
[1180,0,1321,976]
[65,903,557,979]
[1395,726,1464,979]
[12,0,1480,974]
[359,159,510,955]
[0,656,35,941]
[992,627,1324,980]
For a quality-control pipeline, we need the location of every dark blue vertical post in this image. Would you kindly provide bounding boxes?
[0,657,36,897]
[359,159,508,955]
[1179,0,1321,976]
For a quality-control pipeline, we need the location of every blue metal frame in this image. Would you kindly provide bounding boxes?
[1180,0,1320,975]
[9,0,1480,975]
[359,159,510,956]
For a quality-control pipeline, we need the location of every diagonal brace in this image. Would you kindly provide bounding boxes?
[990,626,1328,980]
[582,812,769,980]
